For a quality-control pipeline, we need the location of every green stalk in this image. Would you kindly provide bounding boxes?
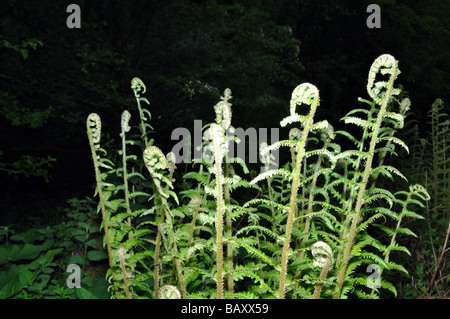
[86,113,119,298]
[224,163,234,294]
[278,84,320,299]
[312,259,332,299]
[121,111,133,241]
[152,209,164,296]
[210,124,226,299]
[159,194,187,298]
[117,247,132,299]
[311,241,333,299]
[334,55,398,298]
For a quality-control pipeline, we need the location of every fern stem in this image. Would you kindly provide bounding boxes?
[334,55,398,298]
[186,166,211,265]
[153,209,164,296]
[278,85,319,299]
[215,161,225,298]
[208,123,226,299]
[120,111,133,242]
[224,163,234,294]
[215,171,225,298]
[160,195,187,298]
[149,171,186,298]
[312,258,332,299]
[117,247,132,299]
[86,114,119,298]
[336,103,376,265]
[143,146,186,298]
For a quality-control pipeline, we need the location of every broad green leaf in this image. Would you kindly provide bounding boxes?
[76,287,98,299]
[87,250,108,261]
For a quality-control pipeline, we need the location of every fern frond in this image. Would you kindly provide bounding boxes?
[395,227,418,237]
[385,242,411,256]
[343,117,374,131]
[370,165,408,183]
[236,225,279,240]
[249,168,292,185]
[376,136,409,153]
[383,111,404,128]
[236,238,277,268]
[385,260,409,275]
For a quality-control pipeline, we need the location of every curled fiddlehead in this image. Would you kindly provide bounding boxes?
[121,110,131,134]
[143,146,167,172]
[312,241,334,268]
[222,87,232,102]
[87,113,102,148]
[280,83,320,128]
[289,127,302,140]
[143,145,169,201]
[399,97,411,115]
[131,77,151,147]
[290,83,320,116]
[367,54,401,106]
[157,285,181,299]
[131,77,146,97]
[215,88,232,130]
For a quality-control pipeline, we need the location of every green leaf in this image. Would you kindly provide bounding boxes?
[28,248,63,269]
[68,254,85,265]
[0,243,54,264]
[129,191,152,198]
[0,265,23,299]
[105,199,125,212]
[87,250,108,261]
[76,287,98,299]
[396,227,418,237]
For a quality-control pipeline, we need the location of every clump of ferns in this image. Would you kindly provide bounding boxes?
[323,54,429,298]
[86,78,173,298]
[85,56,430,300]
[248,82,337,298]
[87,112,142,299]
[249,126,340,299]
[180,89,270,299]
[246,54,429,299]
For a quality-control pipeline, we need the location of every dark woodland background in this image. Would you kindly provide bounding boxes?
[0,0,449,281]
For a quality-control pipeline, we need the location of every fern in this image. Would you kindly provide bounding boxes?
[86,112,120,298]
[84,55,430,300]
